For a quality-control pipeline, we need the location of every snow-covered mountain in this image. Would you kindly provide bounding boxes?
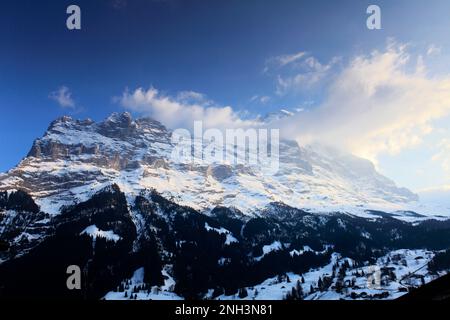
[0,112,450,299]
[1,112,450,301]
[0,112,425,219]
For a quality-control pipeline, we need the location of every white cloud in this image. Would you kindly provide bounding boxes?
[432,138,450,175]
[271,51,308,68]
[118,87,257,130]
[427,44,442,56]
[274,55,340,96]
[275,43,450,163]
[418,184,450,207]
[250,95,271,104]
[49,86,75,109]
[260,96,270,104]
[420,184,450,193]
[174,90,214,106]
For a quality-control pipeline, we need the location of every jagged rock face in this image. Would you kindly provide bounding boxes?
[0,112,418,217]
[0,113,174,212]
[28,112,170,166]
[0,190,39,213]
[206,165,234,181]
[0,191,50,262]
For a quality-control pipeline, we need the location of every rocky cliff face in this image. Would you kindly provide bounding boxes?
[0,190,50,262]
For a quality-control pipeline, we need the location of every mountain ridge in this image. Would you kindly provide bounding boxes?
[0,112,426,220]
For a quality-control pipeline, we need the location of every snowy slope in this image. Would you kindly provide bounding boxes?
[102,249,447,301]
[80,225,122,242]
[214,249,444,301]
[104,266,183,300]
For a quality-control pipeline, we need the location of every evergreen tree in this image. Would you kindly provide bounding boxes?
[277,274,283,283]
[299,287,304,299]
[291,287,299,300]
[238,288,248,299]
[296,281,304,299]
[284,291,292,300]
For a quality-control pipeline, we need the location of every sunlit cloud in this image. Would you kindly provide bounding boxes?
[117,87,258,130]
[48,86,75,109]
[274,42,450,164]
[250,95,271,104]
[267,52,341,96]
[432,138,450,176]
[265,51,308,69]
[427,44,442,56]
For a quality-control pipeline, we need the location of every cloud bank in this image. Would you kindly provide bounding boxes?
[265,51,340,96]
[118,87,257,130]
[275,43,450,163]
[49,86,75,109]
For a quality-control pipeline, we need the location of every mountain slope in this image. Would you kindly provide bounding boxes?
[1,185,449,300]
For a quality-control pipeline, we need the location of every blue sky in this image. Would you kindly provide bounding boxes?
[2,0,450,194]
